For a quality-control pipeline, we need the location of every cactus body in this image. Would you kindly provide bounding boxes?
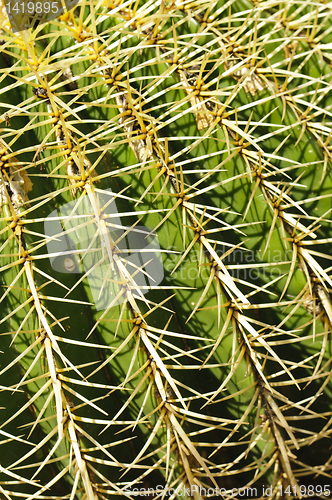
[0,1,332,498]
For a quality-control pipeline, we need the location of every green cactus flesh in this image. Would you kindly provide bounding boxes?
[0,0,332,498]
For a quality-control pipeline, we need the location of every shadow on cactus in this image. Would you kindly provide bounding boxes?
[0,0,332,499]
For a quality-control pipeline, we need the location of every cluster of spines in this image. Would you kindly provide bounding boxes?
[0,0,331,498]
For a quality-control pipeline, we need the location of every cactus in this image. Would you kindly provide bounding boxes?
[0,0,332,498]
